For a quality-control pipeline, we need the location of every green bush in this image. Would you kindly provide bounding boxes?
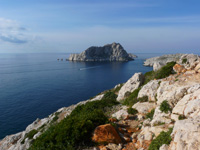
[182,58,187,64]
[160,100,172,113]
[26,129,38,139]
[127,107,138,115]
[149,128,173,150]
[178,115,186,120]
[112,83,123,93]
[144,62,176,84]
[146,109,155,120]
[137,96,148,102]
[29,91,119,150]
[122,88,141,106]
[22,129,38,144]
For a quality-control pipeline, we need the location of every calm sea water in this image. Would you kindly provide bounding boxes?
[0,53,162,139]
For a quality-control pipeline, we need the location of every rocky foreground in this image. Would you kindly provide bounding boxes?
[1,54,200,150]
[68,42,137,61]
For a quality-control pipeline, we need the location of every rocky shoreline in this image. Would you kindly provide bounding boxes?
[1,53,200,150]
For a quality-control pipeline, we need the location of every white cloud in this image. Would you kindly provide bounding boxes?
[0,18,29,44]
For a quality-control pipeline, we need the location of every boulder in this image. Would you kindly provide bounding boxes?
[68,42,135,61]
[112,108,129,120]
[172,89,200,118]
[169,117,200,150]
[151,107,171,126]
[156,81,188,106]
[117,73,144,101]
[132,102,156,114]
[138,80,161,101]
[92,124,122,144]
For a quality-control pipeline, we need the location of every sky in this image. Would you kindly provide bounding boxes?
[0,0,200,53]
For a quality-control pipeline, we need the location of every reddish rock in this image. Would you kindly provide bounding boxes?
[92,124,122,144]
[173,64,186,73]
[122,142,136,150]
[98,145,108,150]
[109,118,117,123]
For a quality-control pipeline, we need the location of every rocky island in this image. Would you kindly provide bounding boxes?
[1,54,200,150]
[68,42,137,61]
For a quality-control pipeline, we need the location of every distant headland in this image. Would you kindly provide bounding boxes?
[67,42,137,62]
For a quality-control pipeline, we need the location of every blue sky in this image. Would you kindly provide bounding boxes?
[0,0,200,53]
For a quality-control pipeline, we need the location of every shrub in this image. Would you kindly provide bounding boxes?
[154,122,165,126]
[138,96,148,102]
[29,91,119,149]
[127,107,138,115]
[148,128,173,150]
[160,100,172,113]
[146,109,155,120]
[182,58,187,64]
[178,115,186,120]
[144,62,176,84]
[22,129,38,144]
[26,129,38,139]
[122,88,141,106]
[112,83,123,93]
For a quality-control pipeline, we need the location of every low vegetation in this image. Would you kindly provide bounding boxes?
[146,109,155,120]
[21,129,38,144]
[178,115,186,120]
[144,62,176,84]
[149,128,173,150]
[127,107,138,115]
[182,58,187,64]
[122,88,141,106]
[29,91,119,150]
[112,83,124,93]
[137,96,148,102]
[160,100,172,113]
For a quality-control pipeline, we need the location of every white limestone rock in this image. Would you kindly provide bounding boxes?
[178,54,200,70]
[112,106,128,120]
[156,81,188,106]
[117,72,144,101]
[151,107,171,126]
[169,117,200,150]
[159,144,169,150]
[138,80,161,101]
[172,89,200,118]
[132,102,156,114]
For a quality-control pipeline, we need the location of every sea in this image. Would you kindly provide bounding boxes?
[0,53,164,139]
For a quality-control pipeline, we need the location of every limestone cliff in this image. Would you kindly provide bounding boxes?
[68,42,136,61]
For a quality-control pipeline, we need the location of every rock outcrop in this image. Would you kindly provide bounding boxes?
[68,42,136,61]
[92,124,122,144]
[144,54,183,71]
[117,73,144,101]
